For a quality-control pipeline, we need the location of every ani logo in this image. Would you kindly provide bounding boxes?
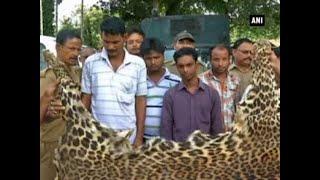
[250,15,265,26]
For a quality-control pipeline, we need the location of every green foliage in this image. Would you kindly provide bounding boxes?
[83,7,105,49]
[97,0,152,27]
[60,17,75,30]
[160,0,207,15]
[63,0,279,48]
[42,0,55,36]
[59,19,81,38]
[224,0,280,42]
[97,0,280,41]
[59,6,104,49]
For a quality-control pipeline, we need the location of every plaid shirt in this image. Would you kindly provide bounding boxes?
[199,70,240,131]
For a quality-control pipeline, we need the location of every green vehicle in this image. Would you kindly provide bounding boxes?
[140,15,230,69]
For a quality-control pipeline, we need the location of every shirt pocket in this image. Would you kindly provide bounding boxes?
[117,77,134,93]
[116,90,135,105]
[115,75,136,105]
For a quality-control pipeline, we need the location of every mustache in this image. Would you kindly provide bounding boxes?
[69,57,78,60]
[107,49,117,52]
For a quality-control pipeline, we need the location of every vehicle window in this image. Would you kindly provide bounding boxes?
[164,49,175,62]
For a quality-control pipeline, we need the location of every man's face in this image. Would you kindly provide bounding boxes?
[56,38,82,66]
[269,49,279,62]
[176,55,197,81]
[174,38,195,50]
[233,42,253,67]
[143,50,164,73]
[211,48,230,75]
[101,33,125,58]
[126,33,144,55]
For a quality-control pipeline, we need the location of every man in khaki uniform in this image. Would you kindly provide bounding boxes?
[78,47,96,68]
[165,30,207,76]
[229,38,254,103]
[40,29,82,180]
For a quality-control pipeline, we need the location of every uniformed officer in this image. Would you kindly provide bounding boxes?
[40,29,82,180]
[165,30,207,76]
[79,47,96,68]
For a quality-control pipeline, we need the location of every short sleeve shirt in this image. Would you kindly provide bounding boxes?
[81,48,147,140]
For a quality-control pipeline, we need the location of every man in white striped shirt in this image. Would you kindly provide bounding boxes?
[81,17,147,148]
[140,38,181,140]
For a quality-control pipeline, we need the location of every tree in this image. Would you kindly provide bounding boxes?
[40,0,43,34]
[42,0,55,36]
[96,0,280,41]
[60,17,76,30]
[82,7,105,49]
[97,0,153,27]
[58,5,103,49]
[206,0,280,42]
[64,0,279,48]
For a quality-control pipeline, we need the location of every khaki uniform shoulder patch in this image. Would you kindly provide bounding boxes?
[40,68,55,79]
[164,61,175,66]
[40,68,49,78]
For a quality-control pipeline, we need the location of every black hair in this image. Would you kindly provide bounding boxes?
[232,38,253,49]
[100,17,125,35]
[209,43,231,60]
[140,38,165,56]
[173,47,198,63]
[127,26,145,37]
[56,28,81,45]
[273,46,280,58]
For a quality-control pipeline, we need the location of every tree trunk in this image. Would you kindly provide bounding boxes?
[55,0,58,34]
[81,0,84,39]
[152,0,159,16]
[40,0,43,35]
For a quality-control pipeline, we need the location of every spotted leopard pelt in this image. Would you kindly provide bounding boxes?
[43,50,74,80]
[53,39,280,179]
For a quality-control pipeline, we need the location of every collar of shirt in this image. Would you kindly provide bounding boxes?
[100,48,132,68]
[177,78,206,91]
[204,69,238,84]
[54,59,72,71]
[78,59,82,68]
[228,63,237,71]
[147,67,171,83]
[228,63,251,73]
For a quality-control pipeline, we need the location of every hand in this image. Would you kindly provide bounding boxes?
[46,99,65,119]
[42,79,65,118]
[133,137,143,149]
[43,79,60,99]
[269,54,280,77]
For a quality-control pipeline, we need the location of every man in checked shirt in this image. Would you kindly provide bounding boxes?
[199,44,240,131]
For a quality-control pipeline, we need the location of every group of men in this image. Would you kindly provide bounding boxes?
[40,16,280,179]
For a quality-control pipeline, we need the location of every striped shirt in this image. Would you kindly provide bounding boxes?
[199,69,240,131]
[144,68,181,139]
[81,48,147,143]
